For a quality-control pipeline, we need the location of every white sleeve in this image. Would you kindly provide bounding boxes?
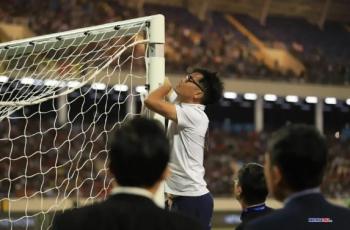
[167,90,178,103]
[175,104,197,129]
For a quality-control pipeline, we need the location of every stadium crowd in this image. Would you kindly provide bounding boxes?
[1,0,349,85]
[0,0,349,201]
[0,118,111,199]
[205,123,350,199]
[0,119,349,200]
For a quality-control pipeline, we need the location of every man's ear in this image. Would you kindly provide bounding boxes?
[271,164,291,201]
[272,165,282,187]
[236,184,242,198]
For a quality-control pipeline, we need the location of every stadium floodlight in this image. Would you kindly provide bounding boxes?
[285,95,298,103]
[224,91,237,99]
[335,131,340,139]
[44,79,66,87]
[0,75,9,83]
[305,96,318,104]
[21,77,44,86]
[244,93,257,100]
[113,84,128,92]
[0,14,165,228]
[264,94,277,102]
[20,77,35,85]
[136,85,147,94]
[346,99,350,106]
[67,80,82,88]
[91,82,107,90]
[325,97,337,105]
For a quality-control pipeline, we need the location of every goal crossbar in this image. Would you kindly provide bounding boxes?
[0,14,165,122]
[0,15,163,59]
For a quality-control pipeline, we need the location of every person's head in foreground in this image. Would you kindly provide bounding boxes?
[264,124,328,201]
[174,68,223,105]
[109,116,170,192]
[234,163,269,207]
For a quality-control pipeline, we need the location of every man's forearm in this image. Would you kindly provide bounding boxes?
[148,85,172,101]
[144,84,177,121]
[144,85,172,110]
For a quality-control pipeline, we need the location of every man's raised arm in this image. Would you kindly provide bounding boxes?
[144,78,177,122]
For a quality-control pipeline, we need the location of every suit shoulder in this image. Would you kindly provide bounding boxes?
[244,209,289,230]
[162,209,202,230]
[53,204,101,230]
[246,203,350,230]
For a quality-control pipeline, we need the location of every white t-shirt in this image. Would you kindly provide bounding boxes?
[165,103,209,196]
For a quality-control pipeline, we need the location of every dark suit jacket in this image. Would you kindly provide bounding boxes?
[235,204,273,230]
[53,193,202,230]
[245,193,350,230]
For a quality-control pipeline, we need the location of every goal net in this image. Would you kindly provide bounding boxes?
[0,15,164,230]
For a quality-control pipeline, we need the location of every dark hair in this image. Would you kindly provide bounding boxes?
[238,163,268,205]
[108,117,170,187]
[192,68,223,105]
[268,124,328,191]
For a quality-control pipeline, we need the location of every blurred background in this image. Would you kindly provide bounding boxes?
[0,0,349,229]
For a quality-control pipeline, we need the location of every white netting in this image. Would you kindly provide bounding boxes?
[0,16,159,230]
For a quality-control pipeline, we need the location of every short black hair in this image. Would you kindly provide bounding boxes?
[268,124,328,191]
[192,68,223,105]
[238,163,268,205]
[108,117,170,187]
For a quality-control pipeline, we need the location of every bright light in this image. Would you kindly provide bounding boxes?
[325,97,337,105]
[0,75,9,83]
[113,84,128,92]
[67,80,81,88]
[91,82,106,90]
[44,79,65,87]
[20,77,35,85]
[264,94,277,102]
[135,86,147,94]
[335,131,340,139]
[346,99,350,106]
[286,95,298,103]
[224,91,237,99]
[244,93,257,100]
[305,96,318,104]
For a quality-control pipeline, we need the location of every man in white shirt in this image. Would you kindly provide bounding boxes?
[145,68,223,230]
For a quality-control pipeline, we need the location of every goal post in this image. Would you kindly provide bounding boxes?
[147,15,166,209]
[0,14,165,230]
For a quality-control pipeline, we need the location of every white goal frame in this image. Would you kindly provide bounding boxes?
[0,14,165,229]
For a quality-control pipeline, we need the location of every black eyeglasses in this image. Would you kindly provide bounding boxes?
[186,74,204,92]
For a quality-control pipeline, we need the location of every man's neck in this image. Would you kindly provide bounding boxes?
[112,182,160,198]
[178,95,202,104]
[241,202,266,210]
[180,99,201,104]
[240,202,268,221]
[111,186,154,200]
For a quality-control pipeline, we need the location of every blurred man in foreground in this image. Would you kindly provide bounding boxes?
[245,124,350,230]
[53,117,201,230]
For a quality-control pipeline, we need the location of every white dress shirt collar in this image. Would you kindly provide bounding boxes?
[110,186,154,201]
